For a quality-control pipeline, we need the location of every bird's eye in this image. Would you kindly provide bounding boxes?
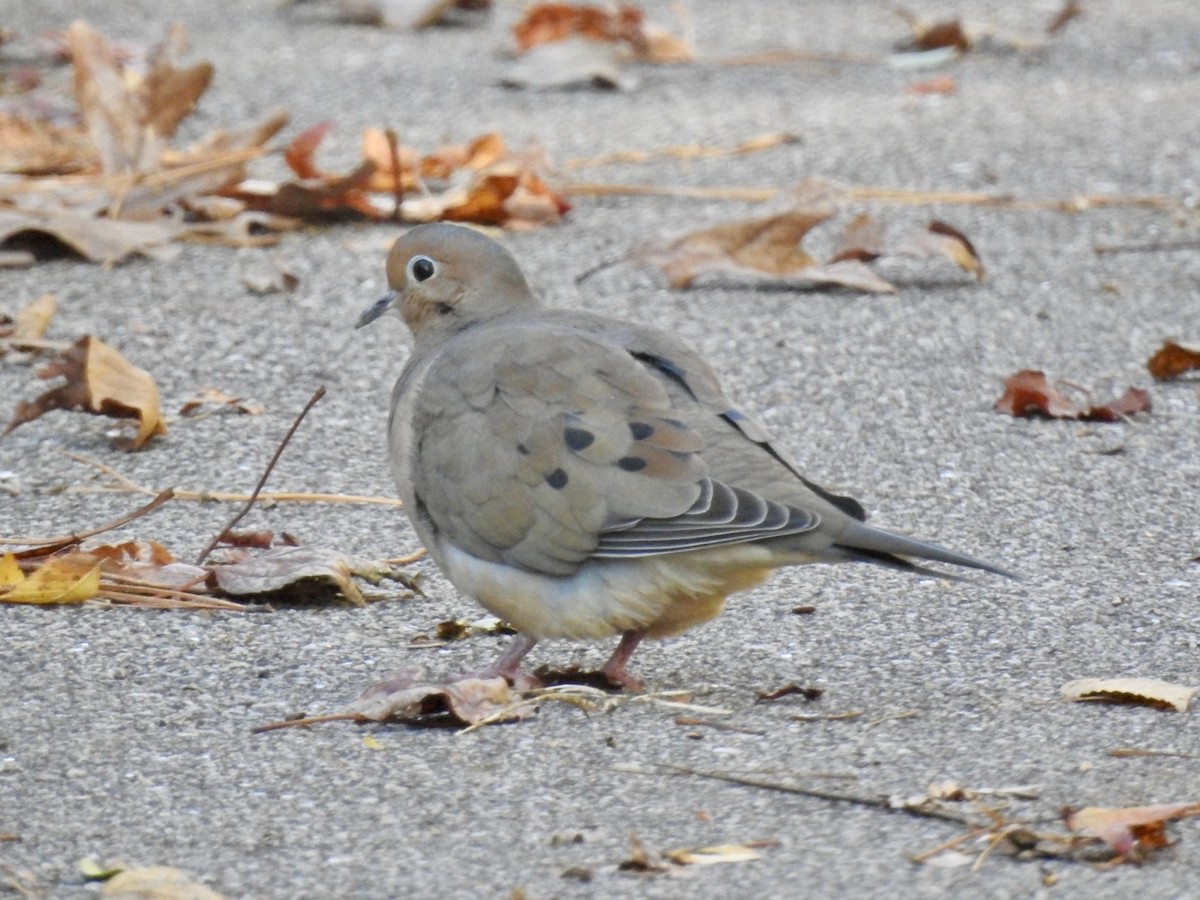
[408,255,437,283]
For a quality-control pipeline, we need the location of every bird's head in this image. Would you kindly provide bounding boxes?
[356,223,538,346]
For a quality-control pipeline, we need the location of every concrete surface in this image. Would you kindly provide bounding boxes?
[2,1,1199,897]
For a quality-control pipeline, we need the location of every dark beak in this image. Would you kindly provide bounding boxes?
[356,290,398,329]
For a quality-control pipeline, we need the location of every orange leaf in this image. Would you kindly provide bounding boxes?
[1066,803,1200,858]
[1147,340,1200,380]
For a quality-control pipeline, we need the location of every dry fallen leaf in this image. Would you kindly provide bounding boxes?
[101,865,226,900]
[0,22,290,264]
[348,666,525,725]
[639,205,981,292]
[513,3,692,62]
[1147,340,1200,380]
[0,552,101,604]
[207,546,384,605]
[665,842,768,866]
[234,126,569,229]
[1065,803,1200,859]
[1062,677,1197,712]
[4,335,166,449]
[995,370,1152,422]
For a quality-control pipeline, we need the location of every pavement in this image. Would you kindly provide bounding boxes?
[2,0,1199,897]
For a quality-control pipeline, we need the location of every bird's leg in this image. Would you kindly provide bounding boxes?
[600,630,646,692]
[467,633,541,690]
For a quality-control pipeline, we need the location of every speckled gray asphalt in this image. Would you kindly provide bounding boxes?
[2,1,1199,898]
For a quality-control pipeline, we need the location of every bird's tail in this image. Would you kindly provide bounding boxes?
[830,520,1016,580]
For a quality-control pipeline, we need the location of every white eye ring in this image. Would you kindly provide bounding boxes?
[408,255,438,283]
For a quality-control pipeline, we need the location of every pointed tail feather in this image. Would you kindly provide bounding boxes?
[834,521,1016,579]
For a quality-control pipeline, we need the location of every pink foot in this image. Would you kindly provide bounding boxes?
[458,634,542,690]
[600,631,646,692]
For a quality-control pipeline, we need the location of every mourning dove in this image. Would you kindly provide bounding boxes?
[358,223,1011,689]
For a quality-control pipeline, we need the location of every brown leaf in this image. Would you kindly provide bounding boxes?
[640,207,832,288]
[347,667,524,725]
[1065,803,1200,859]
[208,546,375,605]
[1062,677,1196,712]
[1147,340,1200,380]
[994,371,1151,422]
[0,207,182,264]
[4,335,166,449]
[896,16,973,53]
[70,21,213,175]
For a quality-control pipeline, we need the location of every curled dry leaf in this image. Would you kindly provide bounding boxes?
[1147,340,1200,380]
[3,335,166,449]
[347,666,525,725]
[208,546,387,606]
[995,370,1152,422]
[640,206,981,292]
[1065,803,1200,859]
[513,3,692,63]
[1062,677,1196,712]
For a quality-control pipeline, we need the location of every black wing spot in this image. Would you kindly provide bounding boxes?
[629,421,655,440]
[617,456,647,472]
[545,468,569,489]
[631,351,694,398]
[516,443,530,456]
[564,427,595,451]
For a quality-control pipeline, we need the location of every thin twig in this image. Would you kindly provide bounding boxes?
[252,712,368,733]
[59,450,404,507]
[652,763,980,826]
[385,127,404,222]
[1,490,174,552]
[562,181,1174,211]
[194,386,326,566]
